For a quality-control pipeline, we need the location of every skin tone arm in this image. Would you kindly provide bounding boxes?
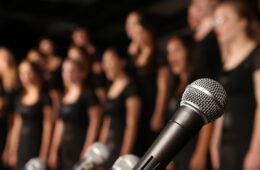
[99,117,110,144]
[39,106,53,162]
[150,66,170,132]
[7,112,22,168]
[244,70,260,170]
[48,119,64,169]
[210,116,224,170]
[189,123,213,170]
[120,96,141,155]
[80,105,102,158]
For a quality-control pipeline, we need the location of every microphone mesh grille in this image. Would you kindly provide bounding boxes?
[181,78,227,123]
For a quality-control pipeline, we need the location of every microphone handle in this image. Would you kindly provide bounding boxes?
[134,106,204,170]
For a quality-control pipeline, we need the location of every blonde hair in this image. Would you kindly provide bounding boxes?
[0,47,18,91]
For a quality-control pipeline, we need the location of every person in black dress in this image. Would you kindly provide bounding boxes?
[99,48,141,169]
[48,58,102,170]
[125,12,170,156]
[165,36,213,170]
[7,60,52,170]
[71,27,106,103]
[0,47,19,170]
[210,2,260,170]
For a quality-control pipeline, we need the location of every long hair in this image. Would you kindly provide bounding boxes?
[0,47,19,92]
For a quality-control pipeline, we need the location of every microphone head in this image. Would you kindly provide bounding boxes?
[24,158,46,170]
[112,154,140,170]
[181,78,227,123]
[84,142,110,165]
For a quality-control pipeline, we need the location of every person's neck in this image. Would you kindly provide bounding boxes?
[228,34,256,56]
[180,72,188,84]
[114,72,127,82]
[68,84,82,93]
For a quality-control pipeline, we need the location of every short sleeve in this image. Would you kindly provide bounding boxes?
[84,89,100,108]
[253,45,260,71]
[123,81,139,99]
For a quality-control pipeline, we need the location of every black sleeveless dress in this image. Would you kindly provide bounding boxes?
[219,44,260,170]
[15,93,52,170]
[103,81,139,169]
[58,89,99,170]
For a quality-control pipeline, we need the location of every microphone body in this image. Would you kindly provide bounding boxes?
[134,106,203,169]
[134,78,227,170]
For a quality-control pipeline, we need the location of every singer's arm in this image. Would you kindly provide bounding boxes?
[39,106,53,162]
[48,119,64,169]
[244,70,260,170]
[81,105,102,158]
[8,112,22,168]
[120,96,141,155]
[99,117,110,144]
[210,116,224,170]
[151,66,170,132]
[189,123,213,170]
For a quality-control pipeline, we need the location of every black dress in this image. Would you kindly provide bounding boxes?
[103,81,139,169]
[59,89,99,170]
[219,44,260,170]
[190,31,222,81]
[15,93,52,170]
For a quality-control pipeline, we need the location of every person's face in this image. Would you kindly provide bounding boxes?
[27,50,44,67]
[214,4,246,44]
[125,12,141,39]
[62,61,82,86]
[167,39,188,75]
[72,30,88,46]
[39,39,54,55]
[67,47,82,61]
[19,62,37,87]
[102,50,122,81]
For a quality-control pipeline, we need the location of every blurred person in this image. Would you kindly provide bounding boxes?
[7,60,52,169]
[187,0,222,81]
[125,12,170,155]
[99,48,141,168]
[210,1,260,170]
[26,49,45,70]
[166,36,213,170]
[0,47,19,169]
[48,59,102,170]
[38,38,63,123]
[71,28,106,103]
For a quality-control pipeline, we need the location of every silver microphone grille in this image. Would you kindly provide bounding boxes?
[112,154,140,170]
[181,78,227,123]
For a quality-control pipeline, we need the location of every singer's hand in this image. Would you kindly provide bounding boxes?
[48,153,58,170]
[243,150,260,170]
[189,152,207,170]
[150,113,164,132]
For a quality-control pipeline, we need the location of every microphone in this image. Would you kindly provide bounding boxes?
[112,154,140,170]
[73,142,110,170]
[134,78,227,170]
[23,158,46,170]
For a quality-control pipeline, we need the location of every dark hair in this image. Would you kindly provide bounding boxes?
[222,1,260,41]
[63,57,86,73]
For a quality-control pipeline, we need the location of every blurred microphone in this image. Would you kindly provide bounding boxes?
[134,78,227,170]
[112,154,140,170]
[23,158,46,170]
[73,142,110,170]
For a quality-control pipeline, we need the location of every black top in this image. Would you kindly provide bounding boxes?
[190,31,222,82]
[219,45,260,169]
[59,88,99,170]
[44,65,63,92]
[15,93,52,169]
[104,81,138,168]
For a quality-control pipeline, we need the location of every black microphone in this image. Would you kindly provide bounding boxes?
[134,78,227,170]
[112,154,140,170]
